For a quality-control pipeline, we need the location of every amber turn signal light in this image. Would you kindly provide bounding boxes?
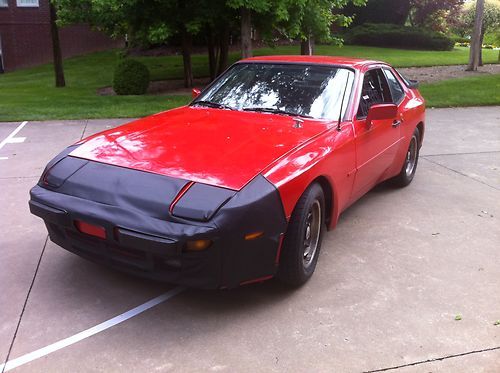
[244,231,264,241]
[185,239,212,252]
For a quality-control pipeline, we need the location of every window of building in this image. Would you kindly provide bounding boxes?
[0,0,9,8]
[16,0,39,7]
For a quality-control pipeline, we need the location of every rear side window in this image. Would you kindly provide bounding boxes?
[383,69,405,104]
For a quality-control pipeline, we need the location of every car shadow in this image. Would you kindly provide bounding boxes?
[50,178,402,312]
[33,178,407,345]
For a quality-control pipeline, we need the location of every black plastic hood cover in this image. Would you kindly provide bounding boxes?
[31,148,288,288]
[172,183,235,221]
[41,149,237,223]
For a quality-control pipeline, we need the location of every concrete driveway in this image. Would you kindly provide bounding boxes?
[0,107,499,373]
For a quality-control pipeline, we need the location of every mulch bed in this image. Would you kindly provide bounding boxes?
[398,64,500,84]
[98,64,500,96]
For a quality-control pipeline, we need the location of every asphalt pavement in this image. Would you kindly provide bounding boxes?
[0,107,499,372]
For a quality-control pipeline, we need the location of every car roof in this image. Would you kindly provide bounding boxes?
[241,55,387,70]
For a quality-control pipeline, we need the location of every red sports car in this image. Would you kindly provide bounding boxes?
[30,56,425,289]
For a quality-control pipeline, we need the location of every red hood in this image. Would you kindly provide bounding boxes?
[70,106,332,190]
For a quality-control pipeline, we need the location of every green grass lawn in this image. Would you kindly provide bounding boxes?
[141,45,500,80]
[420,73,500,108]
[0,45,499,121]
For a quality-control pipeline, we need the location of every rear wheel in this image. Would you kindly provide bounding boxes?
[391,127,420,187]
[277,183,325,286]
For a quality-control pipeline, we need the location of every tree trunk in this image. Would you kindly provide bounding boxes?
[240,7,252,58]
[467,0,485,71]
[479,26,486,66]
[217,25,230,76]
[300,36,314,56]
[181,30,193,88]
[49,3,65,87]
[408,11,415,27]
[207,27,217,81]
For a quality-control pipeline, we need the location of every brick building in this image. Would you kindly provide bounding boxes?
[0,0,120,72]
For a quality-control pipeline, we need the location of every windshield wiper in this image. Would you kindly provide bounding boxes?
[192,100,234,110]
[242,107,314,119]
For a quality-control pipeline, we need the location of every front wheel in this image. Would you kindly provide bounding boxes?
[277,183,325,287]
[391,127,420,187]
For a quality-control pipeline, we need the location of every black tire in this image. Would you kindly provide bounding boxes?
[391,127,420,187]
[277,183,326,287]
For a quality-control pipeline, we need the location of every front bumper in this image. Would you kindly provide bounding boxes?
[29,166,287,289]
[30,185,223,288]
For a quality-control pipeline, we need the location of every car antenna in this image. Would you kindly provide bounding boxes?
[337,73,351,132]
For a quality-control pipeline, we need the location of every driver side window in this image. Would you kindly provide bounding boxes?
[357,69,392,119]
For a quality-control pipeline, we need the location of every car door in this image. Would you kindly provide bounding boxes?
[350,68,403,201]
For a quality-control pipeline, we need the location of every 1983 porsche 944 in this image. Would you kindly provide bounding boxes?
[29,56,425,289]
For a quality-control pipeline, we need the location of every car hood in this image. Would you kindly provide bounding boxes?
[70,106,331,190]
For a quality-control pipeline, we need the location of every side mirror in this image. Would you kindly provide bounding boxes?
[366,103,398,126]
[407,79,419,89]
[192,88,201,99]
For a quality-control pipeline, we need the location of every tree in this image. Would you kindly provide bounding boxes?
[53,0,369,85]
[293,0,367,55]
[54,0,205,88]
[203,1,238,79]
[409,0,464,31]
[461,0,500,64]
[346,0,464,31]
[125,0,206,88]
[246,0,368,57]
[345,0,411,26]
[226,0,274,58]
[49,1,65,87]
[467,0,485,71]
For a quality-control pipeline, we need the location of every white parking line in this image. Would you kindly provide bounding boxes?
[0,121,28,160]
[0,286,185,372]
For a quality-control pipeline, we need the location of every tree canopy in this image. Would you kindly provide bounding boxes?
[409,0,464,31]
[54,0,367,87]
[345,0,465,31]
[461,0,500,41]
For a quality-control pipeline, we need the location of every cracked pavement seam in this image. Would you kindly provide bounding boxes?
[421,156,500,191]
[80,119,89,141]
[422,150,500,157]
[1,236,49,373]
[363,346,500,373]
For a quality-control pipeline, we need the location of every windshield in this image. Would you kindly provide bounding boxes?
[193,63,355,120]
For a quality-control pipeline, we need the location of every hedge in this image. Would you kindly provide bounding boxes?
[345,23,455,51]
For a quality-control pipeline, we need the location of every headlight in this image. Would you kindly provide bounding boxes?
[170,182,235,221]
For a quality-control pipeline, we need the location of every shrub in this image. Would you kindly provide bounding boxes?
[345,23,455,51]
[113,59,150,95]
[451,35,470,44]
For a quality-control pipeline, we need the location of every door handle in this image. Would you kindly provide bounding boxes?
[392,120,402,128]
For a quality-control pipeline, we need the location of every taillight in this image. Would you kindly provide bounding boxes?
[40,166,52,186]
[75,220,106,239]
